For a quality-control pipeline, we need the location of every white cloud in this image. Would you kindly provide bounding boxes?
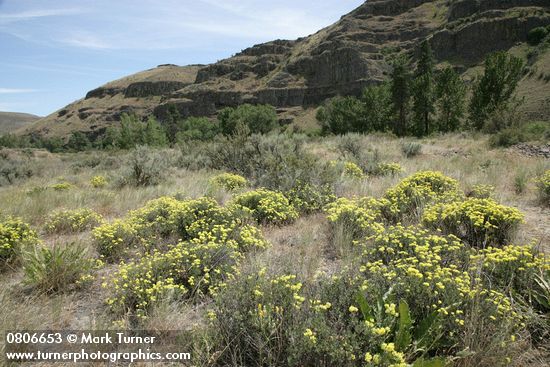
[60,32,114,50]
[0,88,38,94]
[0,8,85,23]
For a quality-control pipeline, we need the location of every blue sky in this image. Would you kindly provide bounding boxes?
[0,0,364,116]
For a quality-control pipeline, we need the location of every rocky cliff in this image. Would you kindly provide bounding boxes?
[22,0,550,138]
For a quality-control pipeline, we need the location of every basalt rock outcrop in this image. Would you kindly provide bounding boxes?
[22,0,550,138]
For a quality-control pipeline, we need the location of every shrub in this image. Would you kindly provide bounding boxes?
[23,244,92,293]
[90,175,108,188]
[104,213,267,317]
[514,170,528,195]
[50,182,74,191]
[343,161,364,179]
[401,142,422,158]
[92,220,137,260]
[423,198,524,248]
[232,189,298,225]
[373,162,403,176]
[317,96,365,135]
[467,184,495,199]
[208,173,248,192]
[382,171,462,221]
[45,208,102,234]
[0,217,39,266]
[286,182,336,215]
[535,170,550,206]
[118,146,169,187]
[527,26,549,45]
[0,155,34,186]
[325,197,385,243]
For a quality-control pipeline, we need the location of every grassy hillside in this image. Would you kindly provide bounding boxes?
[0,111,40,134]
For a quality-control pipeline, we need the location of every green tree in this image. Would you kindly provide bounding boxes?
[143,116,168,147]
[117,113,144,149]
[176,117,220,142]
[165,105,182,144]
[219,104,278,136]
[390,56,412,136]
[412,40,435,136]
[317,96,364,135]
[435,67,466,132]
[361,82,392,132]
[469,51,524,130]
[67,132,91,151]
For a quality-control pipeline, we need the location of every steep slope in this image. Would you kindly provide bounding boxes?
[0,112,40,134]
[23,0,550,138]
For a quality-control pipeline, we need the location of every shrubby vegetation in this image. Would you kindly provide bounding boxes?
[44,208,102,234]
[0,216,39,266]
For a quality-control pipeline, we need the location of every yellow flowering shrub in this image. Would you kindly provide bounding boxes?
[382,171,462,221]
[92,219,137,260]
[423,198,524,248]
[232,189,298,224]
[343,161,364,179]
[374,162,403,177]
[208,172,248,192]
[45,208,103,234]
[106,229,266,317]
[0,216,39,264]
[325,197,385,241]
[50,182,74,191]
[468,184,495,199]
[90,175,108,188]
[535,169,550,206]
[355,225,525,360]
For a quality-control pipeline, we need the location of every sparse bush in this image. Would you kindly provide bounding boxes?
[118,146,169,187]
[401,142,422,158]
[45,208,102,234]
[336,134,363,160]
[514,170,528,195]
[208,173,247,192]
[232,189,298,225]
[23,243,92,293]
[0,217,39,266]
[0,155,34,186]
[286,182,335,214]
[92,220,137,260]
[423,198,524,248]
[90,175,108,188]
[535,170,550,206]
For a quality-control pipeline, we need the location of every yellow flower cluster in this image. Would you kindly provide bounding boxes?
[286,182,336,214]
[50,182,74,191]
[208,172,248,192]
[92,219,137,259]
[0,216,39,263]
[45,208,102,234]
[103,196,268,316]
[469,184,495,199]
[423,198,524,248]
[232,189,298,224]
[375,162,403,177]
[382,171,462,221]
[343,161,364,179]
[325,197,385,240]
[90,175,108,188]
